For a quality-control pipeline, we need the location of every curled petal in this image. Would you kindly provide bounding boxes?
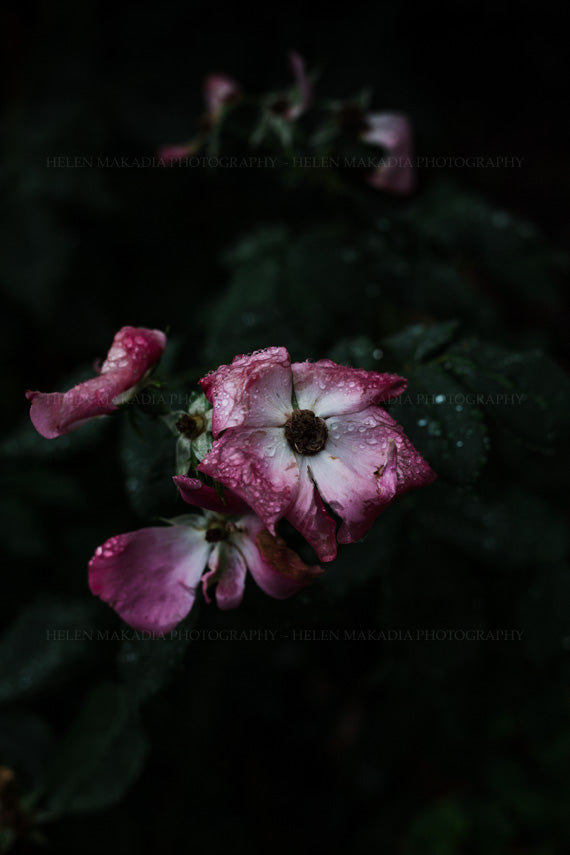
[26,326,166,439]
[292,359,406,418]
[204,74,241,118]
[88,525,211,634]
[200,346,293,438]
[235,515,323,599]
[361,112,415,195]
[173,476,251,515]
[198,427,298,534]
[285,458,338,562]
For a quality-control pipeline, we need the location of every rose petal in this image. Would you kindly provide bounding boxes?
[88,524,210,634]
[203,542,247,610]
[292,360,407,419]
[361,113,415,195]
[26,326,166,439]
[284,458,338,562]
[173,476,252,515]
[234,515,323,599]
[198,426,299,534]
[310,406,431,543]
[200,346,293,438]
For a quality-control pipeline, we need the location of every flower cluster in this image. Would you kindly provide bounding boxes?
[26,333,435,633]
[158,53,414,194]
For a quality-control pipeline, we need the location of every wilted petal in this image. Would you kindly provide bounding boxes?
[88,524,211,634]
[292,359,406,418]
[200,347,293,437]
[198,427,299,534]
[173,476,251,515]
[204,74,241,118]
[285,458,337,562]
[361,112,415,194]
[310,406,430,543]
[26,326,166,439]
[234,515,323,599]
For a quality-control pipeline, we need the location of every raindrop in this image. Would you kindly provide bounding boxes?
[372,349,383,360]
[456,440,464,448]
[434,394,446,404]
[417,418,428,427]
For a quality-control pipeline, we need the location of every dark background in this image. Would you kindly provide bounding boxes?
[1,2,570,853]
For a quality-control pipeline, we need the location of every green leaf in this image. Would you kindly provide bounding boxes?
[417,482,567,570]
[0,712,53,789]
[384,320,459,364]
[390,363,488,483]
[121,412,178,519]
[519,563,570,661]
[206,224,374,362]
[405,797,468,855]
[117,611,198,706]
[327,335,383,371]
[444,339,570,448]
[0,599,98,705]
[46,682,148,815]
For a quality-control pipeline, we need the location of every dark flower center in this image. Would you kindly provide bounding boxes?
[284,409,328,456]
[205,525,227,543]
[176,413,206,440]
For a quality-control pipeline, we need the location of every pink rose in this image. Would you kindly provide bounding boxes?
[26,326,166,439]
[89,482,321,634]
[197,347,436,562]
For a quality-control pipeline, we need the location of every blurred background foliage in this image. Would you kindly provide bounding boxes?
[1,1,570,853]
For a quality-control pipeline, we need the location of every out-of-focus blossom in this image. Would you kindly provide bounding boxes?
[203,74,241,120]
[89,505,322,634]
[198,347,436,562]
[26,326,166,439]
[360,112,415,194]
[158,74,241,165]
[268,51,313,121]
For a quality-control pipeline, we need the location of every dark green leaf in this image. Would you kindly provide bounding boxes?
[0,599,98,705]
[389,363,488,483]
[46,682,148,815]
